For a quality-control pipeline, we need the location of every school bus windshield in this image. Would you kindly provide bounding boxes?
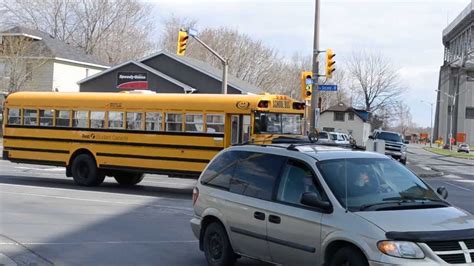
[254,112,303,135]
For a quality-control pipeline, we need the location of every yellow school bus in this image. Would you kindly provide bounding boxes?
[2,92,305,186]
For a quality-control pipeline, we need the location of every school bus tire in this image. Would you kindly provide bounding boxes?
[71,153,105,186]
[114,172,145,186]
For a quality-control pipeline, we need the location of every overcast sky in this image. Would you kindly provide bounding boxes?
[150,0,469,127]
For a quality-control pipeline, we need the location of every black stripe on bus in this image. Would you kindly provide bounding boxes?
[4,147,70,154]
[7,158,66,167]
[3,136,224,151]
[5,125,225,138]
[96,152,210,164]
[99,164,201,178]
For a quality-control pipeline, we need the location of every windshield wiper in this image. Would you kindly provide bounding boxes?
[383,195,443,202]
[359,202,396,211]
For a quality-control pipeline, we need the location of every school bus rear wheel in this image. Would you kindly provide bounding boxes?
[114,172,144,186]
[71,154,105,186]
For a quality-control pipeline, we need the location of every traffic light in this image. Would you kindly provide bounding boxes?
[325,48,336,79]
[301,71,313,101]
[176,30,189,56]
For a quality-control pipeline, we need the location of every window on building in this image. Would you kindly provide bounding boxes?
[206,114,224,133]
[145,112,162,131]
[127,112,143,130]
[55,110,70,127]
[108,111,124,129]
[185,114,204,132]
[73,111,88,128]
[466,107,474,119]
[90,111,105,129]
[348,112,355,120]
[166,113,182,132]
[23,109,37,126]
[39,109,54,126]
[334,112,345,121]
[25,63,33,81]
[7,108,21,125]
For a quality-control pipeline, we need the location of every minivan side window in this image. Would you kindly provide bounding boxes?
[276,160,323,206]
[200,151,242,190]
[230,152,285,201]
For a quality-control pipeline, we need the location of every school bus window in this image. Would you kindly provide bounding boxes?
[7,108,21,125]
[206,114,224,133]
[145,112,162,131]
[185,114,204,132]
[282,114,302,134]
[243,115,251,142]
[108,111,124,129]
[55,110,70,127]
[127,112,143,130]
[39,109,54,126]
[166,113,182,132]
[90,111,105,129]
[73,111,88,128]
[23,109,38,126]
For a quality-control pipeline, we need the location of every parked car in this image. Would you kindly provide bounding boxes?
[191,144,471,266]
[457,143,470,153]
[370,130,408,164]
[329,132,350,147]
[315,131,334,145]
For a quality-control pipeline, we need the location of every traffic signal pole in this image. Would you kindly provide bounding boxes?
[191,35,228,94]
[309,0,320,134]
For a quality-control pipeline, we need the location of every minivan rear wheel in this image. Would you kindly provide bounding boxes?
[330,246,368,266]
[203,222,236,266]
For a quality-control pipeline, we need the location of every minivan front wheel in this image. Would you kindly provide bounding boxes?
[203,223,236,266]
[330,246,368,266]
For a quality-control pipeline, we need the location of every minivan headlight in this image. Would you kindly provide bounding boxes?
[377,241,424,259]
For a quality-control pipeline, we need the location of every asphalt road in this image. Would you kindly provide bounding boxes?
[406,144,474,213]
[0,142,472,265]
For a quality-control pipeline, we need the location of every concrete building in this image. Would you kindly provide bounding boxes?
[435,1,474,145]
[78,50,262,95]
[319,102,372,147]
[0,27,108,93]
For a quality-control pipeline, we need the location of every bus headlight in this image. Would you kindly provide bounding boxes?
[377,241,425,259]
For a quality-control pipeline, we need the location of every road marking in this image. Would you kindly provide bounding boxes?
[0,183,189,202]
[444,174,462,179]
[0,253,16,266]
[443,181,474,192]
[0,240,197,246]
[0,190,194,213]
[454,179,474,184]
[420,166,431,171]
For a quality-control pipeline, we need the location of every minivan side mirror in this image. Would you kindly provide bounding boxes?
[437,187,448,199]
[301,192,332,213]
[368,135,374,140]
[404,140,409,144]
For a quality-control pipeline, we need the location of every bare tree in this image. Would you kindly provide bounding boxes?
[0,0,153,64]
[390,102,415,136]
[0,35,49,93]
[346,50,406,113]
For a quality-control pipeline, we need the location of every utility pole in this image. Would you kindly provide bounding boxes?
[309,0,320,134]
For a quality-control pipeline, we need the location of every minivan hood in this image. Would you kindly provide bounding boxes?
[356,207,474,232]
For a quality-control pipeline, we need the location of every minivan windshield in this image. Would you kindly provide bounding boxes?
[317,158,444,211]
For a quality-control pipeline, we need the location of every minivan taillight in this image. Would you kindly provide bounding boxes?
[192,187,199,206]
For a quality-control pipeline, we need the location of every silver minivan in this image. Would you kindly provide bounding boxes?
[190,144,474,265]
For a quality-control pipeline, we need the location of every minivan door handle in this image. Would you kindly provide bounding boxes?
[254,211,265,221]
[268,215,281,224]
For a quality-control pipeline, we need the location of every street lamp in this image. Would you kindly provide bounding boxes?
[435,86,470,150]
[420,100,434,147]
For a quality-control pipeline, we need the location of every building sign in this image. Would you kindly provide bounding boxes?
[117,72,148,89]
